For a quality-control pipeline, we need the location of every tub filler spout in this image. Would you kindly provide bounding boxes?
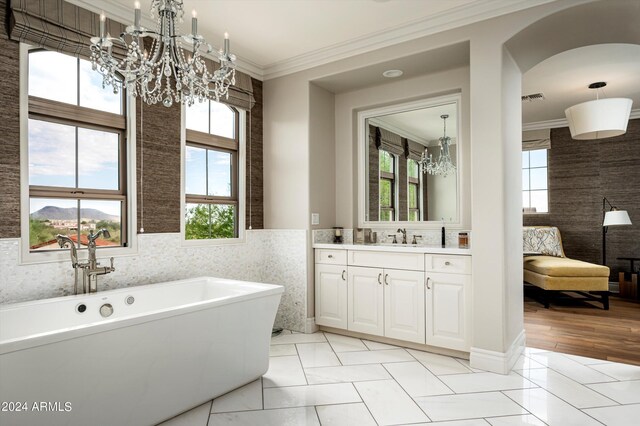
[57,229,115,295]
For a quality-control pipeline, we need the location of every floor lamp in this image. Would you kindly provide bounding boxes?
[602,197,632,266]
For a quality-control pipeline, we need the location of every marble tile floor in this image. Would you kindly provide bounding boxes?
[159,330,640,426]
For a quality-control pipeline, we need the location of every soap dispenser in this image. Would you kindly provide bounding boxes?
[441,218,446,248]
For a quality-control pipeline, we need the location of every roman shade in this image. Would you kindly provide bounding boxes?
[10,0,255,110]
[522,128,551,151]
[370,125,404,156]
[9,0,127,58]
[406,140,424,161]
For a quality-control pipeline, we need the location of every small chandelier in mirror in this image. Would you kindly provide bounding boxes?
[90,0,236,107]
[420,114,456,177]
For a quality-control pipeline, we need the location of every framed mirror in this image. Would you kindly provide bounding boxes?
[357,94,462,227]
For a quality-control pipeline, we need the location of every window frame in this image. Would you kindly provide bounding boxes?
[19,44,138,264]
[181,101,246,245]
[522,148,549,214]
[379,150,396,222]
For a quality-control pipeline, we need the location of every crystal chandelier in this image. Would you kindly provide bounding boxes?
[90,0,236,107]
[420,114,456,177]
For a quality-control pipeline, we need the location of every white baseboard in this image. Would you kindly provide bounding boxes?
[470,330,526,374]
[305,317,320,334]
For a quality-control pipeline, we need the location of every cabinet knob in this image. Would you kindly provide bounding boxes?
[426,277,432,289]
[342,270,346,281]
[328,254,333,259]
[445,261,451,266]
[378,273,382,285]
[384,274,390,286]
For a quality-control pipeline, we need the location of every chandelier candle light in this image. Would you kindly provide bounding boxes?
[90,0,236,107]
[421,114,456,177]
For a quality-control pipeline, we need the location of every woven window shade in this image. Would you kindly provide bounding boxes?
[9,0,127,59]
[11,0,255,110]
[522,129,551,151]
[407,140,424,161]
[369,125,404,156]
[203,57,255,111]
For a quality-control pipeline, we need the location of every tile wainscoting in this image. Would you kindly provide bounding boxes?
[0,230,308,331]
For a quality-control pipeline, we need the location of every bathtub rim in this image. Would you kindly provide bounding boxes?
[0,276,284,355]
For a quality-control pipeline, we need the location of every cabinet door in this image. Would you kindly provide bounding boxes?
[348,266,384,336]
[425,272,470,351]
[315,264,348,329]
[384,270,425,344]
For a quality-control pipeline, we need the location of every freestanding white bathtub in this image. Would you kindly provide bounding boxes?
[0,277,283,426]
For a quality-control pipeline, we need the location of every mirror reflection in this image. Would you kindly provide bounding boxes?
[365,101,458,223]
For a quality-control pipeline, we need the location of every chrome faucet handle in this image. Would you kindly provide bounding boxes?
[412,235,423,245]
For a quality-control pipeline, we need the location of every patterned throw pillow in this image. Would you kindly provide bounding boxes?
[523,226,565,257]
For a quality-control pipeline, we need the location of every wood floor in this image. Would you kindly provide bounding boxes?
[524,289,640,366]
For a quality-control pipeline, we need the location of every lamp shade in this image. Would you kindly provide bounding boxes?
[565,98,633,140]
[603,210,632,227]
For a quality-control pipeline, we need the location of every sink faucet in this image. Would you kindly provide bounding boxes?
[57,228,115,294]
[397,228,407,244]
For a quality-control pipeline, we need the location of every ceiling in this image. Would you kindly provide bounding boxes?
[71,0,639,126]
[73,0,554,79]
[370,102,458,146]
[522,43,640,127]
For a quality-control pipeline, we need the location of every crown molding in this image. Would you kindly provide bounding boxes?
[261,0,557,80]
[65,0,264,80]
[368,117,430,145]
[523,108,640,131]
[72,0,555,81]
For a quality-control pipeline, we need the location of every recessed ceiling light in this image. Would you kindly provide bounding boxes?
[383,69,403,78]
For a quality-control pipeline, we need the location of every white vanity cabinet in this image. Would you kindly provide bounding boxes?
[314,244,471,353]
[425,255,472,351]
[315,249,348,329]
[347,251,425,344]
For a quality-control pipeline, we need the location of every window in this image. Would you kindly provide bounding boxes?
[27,49,127,252]
[522,149,548,213]
[379,150,396,221]
[185,100,240,240]
[408,159,421,221]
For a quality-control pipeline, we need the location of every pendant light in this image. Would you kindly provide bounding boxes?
[564,82,633,140]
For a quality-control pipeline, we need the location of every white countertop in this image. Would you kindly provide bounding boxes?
[313,243,471,255]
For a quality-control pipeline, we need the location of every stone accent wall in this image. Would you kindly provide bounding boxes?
[523,120,640,280]
[0,0,263,238]
[398,155,408,221]
[368,131,379,221]
[0,1,21,238]
[247,78,264,230]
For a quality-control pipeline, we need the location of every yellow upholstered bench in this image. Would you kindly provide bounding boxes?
[523,226,610,309]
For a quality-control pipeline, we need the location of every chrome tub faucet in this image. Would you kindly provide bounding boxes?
[57,228,115,295]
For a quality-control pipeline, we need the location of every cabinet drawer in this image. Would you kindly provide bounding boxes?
[316,249,347,265]
[348,250,424,271]
[425,254,471,274]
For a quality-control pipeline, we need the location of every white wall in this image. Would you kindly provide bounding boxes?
[502,48,525,351]
[263,76,310,229]
[261,0,599,371]
[334,67,471,229]
[426,145,458,222]
[309,83,337,230]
